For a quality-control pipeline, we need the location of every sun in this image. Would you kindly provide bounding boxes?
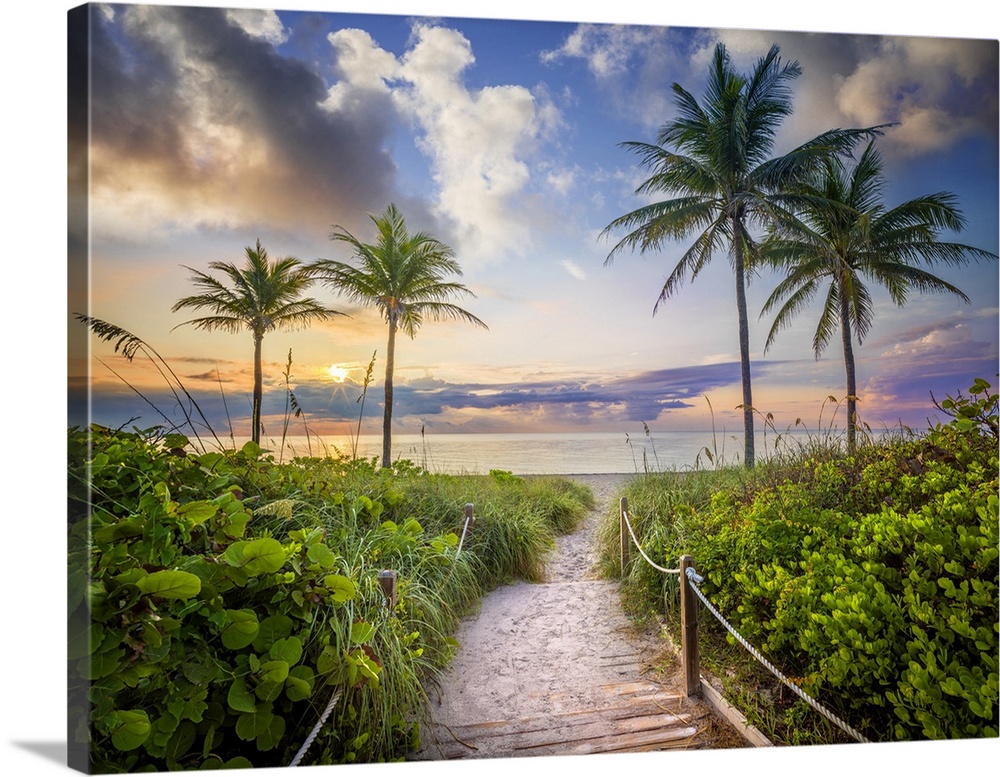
[326,364,350,383]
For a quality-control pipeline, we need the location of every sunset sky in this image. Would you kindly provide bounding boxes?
[66,0,998,444]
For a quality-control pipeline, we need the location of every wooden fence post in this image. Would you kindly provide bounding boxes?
[378,569,398,609]
[619,497,631,575]
[680,554,700,697]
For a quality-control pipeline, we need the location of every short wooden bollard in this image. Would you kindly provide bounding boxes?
[619,497,631,574]
[378,569,398,609]
[680,555,700,697]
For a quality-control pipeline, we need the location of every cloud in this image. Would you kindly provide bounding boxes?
[86,357,758,435]
[830,36,998,156]
[715,29,999,158]
[561,260,587,280]
[540,23,704,127]
[393,24,559,264]
[323,27,400,109]
[546,22,997,161]
[79,5,399,245]
[224,8,289,45]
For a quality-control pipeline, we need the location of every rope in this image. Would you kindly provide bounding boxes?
[620,503,680,574]
[685,570,871,745]
[289,687,344,767]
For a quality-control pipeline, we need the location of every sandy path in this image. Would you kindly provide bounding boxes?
[414,474,738,760]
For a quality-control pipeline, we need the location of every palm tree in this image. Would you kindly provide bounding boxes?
[313,203,488,468]
[602,42,880,467]
[172,239,343,445]
[760,140,997,452]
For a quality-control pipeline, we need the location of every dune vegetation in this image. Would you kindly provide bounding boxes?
[599,378,998,745]
[68,424,593,771]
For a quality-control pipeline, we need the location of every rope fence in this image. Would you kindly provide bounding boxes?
[619,497,871,745]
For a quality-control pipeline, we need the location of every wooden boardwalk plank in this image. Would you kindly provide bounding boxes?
[429,683,706,760]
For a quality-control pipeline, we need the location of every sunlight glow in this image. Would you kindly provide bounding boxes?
[326,364,350,383]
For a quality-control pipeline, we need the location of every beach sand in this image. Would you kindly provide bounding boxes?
[414,473,746,760]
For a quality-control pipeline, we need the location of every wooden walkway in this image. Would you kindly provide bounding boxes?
[423,679,712,759]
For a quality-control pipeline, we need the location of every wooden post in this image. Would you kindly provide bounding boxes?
[378,569,398,609]
[680,555,700,697]
[619,497,631,575]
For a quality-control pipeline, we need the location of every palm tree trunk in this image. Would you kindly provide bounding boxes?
[839,286,858,454]
[252,332,264,445]
[733,221,755,468]
[382,320,397,468]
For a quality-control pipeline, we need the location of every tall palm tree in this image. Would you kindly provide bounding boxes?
[602,42,880,467]
[760,140,996,451]
[313,204,487,468]
[172,239,343,445]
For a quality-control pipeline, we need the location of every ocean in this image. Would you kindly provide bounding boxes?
[263,429,825,475]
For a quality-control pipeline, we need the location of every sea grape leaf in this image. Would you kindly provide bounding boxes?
[110,710,151,751]
[350,621,376,645]
[240,440,263,459]
[137,570,202,600]
[269,636,303,666]
[316,645,340,675]
[163,433,190,449]
[256,713,286,752]
[165,719,197,763]
[323,574,356,603]
[221,609,259,650]
[254,679,284,703]
[176,501,218,527]
[285,666,314,702]
[227,678,257,714]
[307,543,337,568]
[252,615,293,653]
[258,660,289,684]
[220,756,254,769]
[235,706,281,748]
[224,538,285,575]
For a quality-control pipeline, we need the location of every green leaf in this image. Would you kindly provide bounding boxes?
[163,433,190,449]
[224,538,286,575]
[165,720,197,763]
[176,501,218,527]
[350,621,375,645]
[227,677,257,714]
[235,706,274,742]
[136,570,202,600]
[257,713,286,752]
[258,660,289,684]
[285,666,315,702]
[316,645,340,675]
[323,574,356,603]
[111,710,151,751]
[268,636,303,666]
[219,756,254,769]
[252,614,293,653]
[221,609,259,650]
[307,543,337,568]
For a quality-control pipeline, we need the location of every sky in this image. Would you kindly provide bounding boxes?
[3,3,997,777]
[64,1,999,446]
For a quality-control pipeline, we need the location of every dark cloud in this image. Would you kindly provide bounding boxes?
[85,4,400,236]
[82,360,754,434]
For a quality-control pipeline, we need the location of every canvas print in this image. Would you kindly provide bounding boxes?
[67,1,999,773]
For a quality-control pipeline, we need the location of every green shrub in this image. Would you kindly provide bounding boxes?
[69,425,593,770]
[603,380,999,743]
